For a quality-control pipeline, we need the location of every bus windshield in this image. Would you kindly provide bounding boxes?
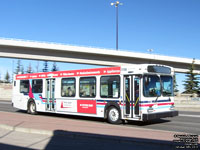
[143,75,161,97]
[143,75,173,97]
[161,76,173,96]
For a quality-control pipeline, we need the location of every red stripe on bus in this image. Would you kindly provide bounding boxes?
[97,102,174,107]
[157,102,174,106]
[140,104,154,107]
[140,102,174,107]
[42,100,56,103]
[16,67,121,80]
[96,103,107,105]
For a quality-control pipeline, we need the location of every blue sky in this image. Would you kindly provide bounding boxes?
[0,0,200,92]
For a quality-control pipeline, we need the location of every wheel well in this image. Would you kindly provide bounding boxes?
[104,102,121,119]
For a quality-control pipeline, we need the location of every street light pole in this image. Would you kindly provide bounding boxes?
[116,4,118,50]
[147,49,154,64]
[111,1,123,51]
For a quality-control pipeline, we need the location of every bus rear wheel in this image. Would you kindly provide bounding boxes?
[28,101,37,115]
[107,106,121,124]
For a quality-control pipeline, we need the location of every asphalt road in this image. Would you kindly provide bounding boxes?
[0,100,200,135]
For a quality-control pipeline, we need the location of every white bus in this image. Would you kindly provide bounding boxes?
[12,64,178,124]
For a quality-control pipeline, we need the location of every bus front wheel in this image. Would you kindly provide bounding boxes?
[27,101,37,115]
[107,106,121,124]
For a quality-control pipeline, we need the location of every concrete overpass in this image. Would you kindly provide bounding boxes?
[0,38,200,73]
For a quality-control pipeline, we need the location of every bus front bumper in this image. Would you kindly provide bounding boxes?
[142,110,178,121]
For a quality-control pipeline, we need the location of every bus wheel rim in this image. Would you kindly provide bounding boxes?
[30,103,35,113]
[109,108,119,122]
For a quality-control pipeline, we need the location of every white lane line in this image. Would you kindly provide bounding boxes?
[179,114,200,118]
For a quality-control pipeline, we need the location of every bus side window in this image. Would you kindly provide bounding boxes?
[100,76,120,98]
[61,78,76,97]
[79,77,96,98]
[20,80,29,93]
[32,79,43,93]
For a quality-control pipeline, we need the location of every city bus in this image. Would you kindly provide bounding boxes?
[12,64,178,124]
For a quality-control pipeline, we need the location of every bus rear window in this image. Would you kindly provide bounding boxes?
[20,80,29,93]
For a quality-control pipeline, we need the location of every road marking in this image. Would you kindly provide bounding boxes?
[179,114,200,118]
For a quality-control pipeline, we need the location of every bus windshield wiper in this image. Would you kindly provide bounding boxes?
[155,95,159,103]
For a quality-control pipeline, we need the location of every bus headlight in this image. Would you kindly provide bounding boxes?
[147,106,154,113]
[170,104,175,110]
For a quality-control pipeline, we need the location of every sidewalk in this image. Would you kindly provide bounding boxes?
[0,128,171,150]
[0,111,185,146]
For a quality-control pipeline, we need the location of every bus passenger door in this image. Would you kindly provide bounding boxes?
[46,79,55,111]
[124,75,141,118]
[134,77,140,116]
[124,76,133,118]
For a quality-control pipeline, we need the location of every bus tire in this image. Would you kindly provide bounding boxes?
[27,100,37,115]
[107,106,121,124]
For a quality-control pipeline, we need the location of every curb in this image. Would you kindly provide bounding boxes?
[0,123,174,148]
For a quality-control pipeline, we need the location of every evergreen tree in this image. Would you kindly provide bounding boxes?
[15,59,21,74]
[0,73,2,83]
[173,74,179,93]
[35,61,40,73]
[183,59,199,94]
[5,71,10,83]
[20,65,25,74]
[26,63,33,73]
[43,61,48,72]
[51,62,59,72]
